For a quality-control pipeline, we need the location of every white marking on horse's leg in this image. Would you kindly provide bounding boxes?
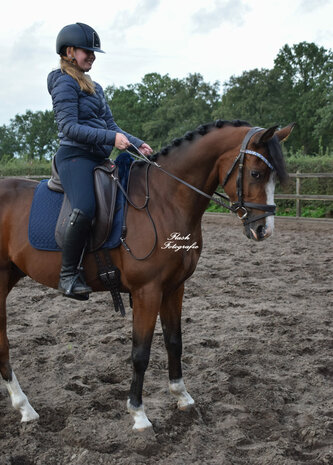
[127,399,152,431]
[265,172,276,237]
[169,378,194,410]
[5,371,39,422]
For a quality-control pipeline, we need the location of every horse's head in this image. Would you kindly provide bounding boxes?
[220,124,294,241]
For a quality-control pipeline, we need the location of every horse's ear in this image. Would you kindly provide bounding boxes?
[275,123,296,142]
[253,125,279,145]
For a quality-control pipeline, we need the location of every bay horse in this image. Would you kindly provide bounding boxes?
[0,120,293,430]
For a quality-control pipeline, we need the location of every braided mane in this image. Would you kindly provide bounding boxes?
[148,119,251,162]
[147,119,288,184]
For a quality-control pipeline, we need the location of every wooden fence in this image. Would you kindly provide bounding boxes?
[275,172,333,218]
[1,172,333,219]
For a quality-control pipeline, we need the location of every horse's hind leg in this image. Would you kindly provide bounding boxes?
[160,285,194,410]
[0,266,39,422]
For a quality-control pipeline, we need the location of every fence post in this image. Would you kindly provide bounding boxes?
[296,171,301,217]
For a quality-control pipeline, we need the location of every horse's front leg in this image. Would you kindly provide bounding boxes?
[160,285,194,410]
[127,285,160,431]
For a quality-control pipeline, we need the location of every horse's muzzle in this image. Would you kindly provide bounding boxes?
[244,222,273,241]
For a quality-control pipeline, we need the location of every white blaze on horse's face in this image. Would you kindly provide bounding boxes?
[249,171,276,241]
[264,172,276,237]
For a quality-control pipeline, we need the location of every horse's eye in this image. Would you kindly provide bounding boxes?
[251,170,261,180]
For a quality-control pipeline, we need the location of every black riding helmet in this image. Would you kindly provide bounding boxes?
[56,22,105,55]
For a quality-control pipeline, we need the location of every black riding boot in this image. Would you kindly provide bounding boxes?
[58,208,93,301]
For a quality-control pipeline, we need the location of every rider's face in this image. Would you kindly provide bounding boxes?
[73,48,96,72]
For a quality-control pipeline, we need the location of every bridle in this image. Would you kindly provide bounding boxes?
[220,126,276,225]
[125,126,276,227]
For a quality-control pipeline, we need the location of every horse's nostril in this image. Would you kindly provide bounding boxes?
[257,225,266,240]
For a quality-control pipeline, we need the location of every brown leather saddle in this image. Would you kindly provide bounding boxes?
[48,158,118,252]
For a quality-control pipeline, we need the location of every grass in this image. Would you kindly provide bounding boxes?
[0,158,51,176]
[207,200,333,219]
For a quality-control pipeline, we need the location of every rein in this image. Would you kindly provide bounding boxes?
[126,126,276,226]
[111,162,158,261]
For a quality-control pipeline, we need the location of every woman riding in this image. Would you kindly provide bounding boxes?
[48,22,153,301]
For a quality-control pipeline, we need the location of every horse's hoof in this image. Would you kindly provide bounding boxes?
[127,399,153,431]
[169,379,195,411]
[133,423,153,433]
[20,406,40,423]
[178,399,195,411]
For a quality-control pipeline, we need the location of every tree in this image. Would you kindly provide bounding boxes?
[273,42,333,153]
[215,42,333,154]
[105,73,221,150]
[9,110,58,160]
[0,125,18,161]
[151,73,220,145]
[104,84,144,140]
[213,68,281,126]
[313,95,333,152]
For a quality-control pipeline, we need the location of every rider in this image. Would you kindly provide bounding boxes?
[48,22,153,301]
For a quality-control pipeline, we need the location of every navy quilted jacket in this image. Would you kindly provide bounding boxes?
[47,69,143,155]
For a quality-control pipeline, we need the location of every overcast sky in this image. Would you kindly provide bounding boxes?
[0,0,332,125]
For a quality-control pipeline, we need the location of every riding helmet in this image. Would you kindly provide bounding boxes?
[56,22,105,55]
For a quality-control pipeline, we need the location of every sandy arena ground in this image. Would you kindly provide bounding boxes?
[0,214,332,465]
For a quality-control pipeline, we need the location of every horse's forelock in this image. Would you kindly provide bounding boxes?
[267,136,288,185]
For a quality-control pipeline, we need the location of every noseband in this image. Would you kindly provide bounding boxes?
[126,127,276,226]
[221,127,276,225]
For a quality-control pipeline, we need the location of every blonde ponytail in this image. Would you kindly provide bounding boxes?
[60,57,96,95]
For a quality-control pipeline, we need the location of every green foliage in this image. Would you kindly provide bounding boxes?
[276,203,330,218]
[206,201,230,214]
[285,153,333,173]
[215,68,281,125]
[0,125,19,161]
[104,84,144,140]
[215,42,333,155]
[276,154,333,218]
[0,110,58,161]
[0,157,51,176]
[105,72,220,150]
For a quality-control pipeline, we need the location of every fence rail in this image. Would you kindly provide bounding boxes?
[1,172,333,219]
[0,175,45,179]
[274,172,333,217]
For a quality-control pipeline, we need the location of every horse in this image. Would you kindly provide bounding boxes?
[0,120,294,431]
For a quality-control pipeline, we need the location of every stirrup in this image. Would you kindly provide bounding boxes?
[63,290,90,301]
[58,271,92,301]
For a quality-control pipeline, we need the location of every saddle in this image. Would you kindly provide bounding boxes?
[48,157,118,253]
[48,157,127,316]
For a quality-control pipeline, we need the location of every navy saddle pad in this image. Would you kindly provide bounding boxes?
[28,153,132,252]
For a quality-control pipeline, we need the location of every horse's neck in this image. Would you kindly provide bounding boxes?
[163,136,219,188]
[155,131,228,222]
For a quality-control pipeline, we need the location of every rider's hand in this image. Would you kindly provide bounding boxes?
[115,133,130,150]
[139,143,153,155]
